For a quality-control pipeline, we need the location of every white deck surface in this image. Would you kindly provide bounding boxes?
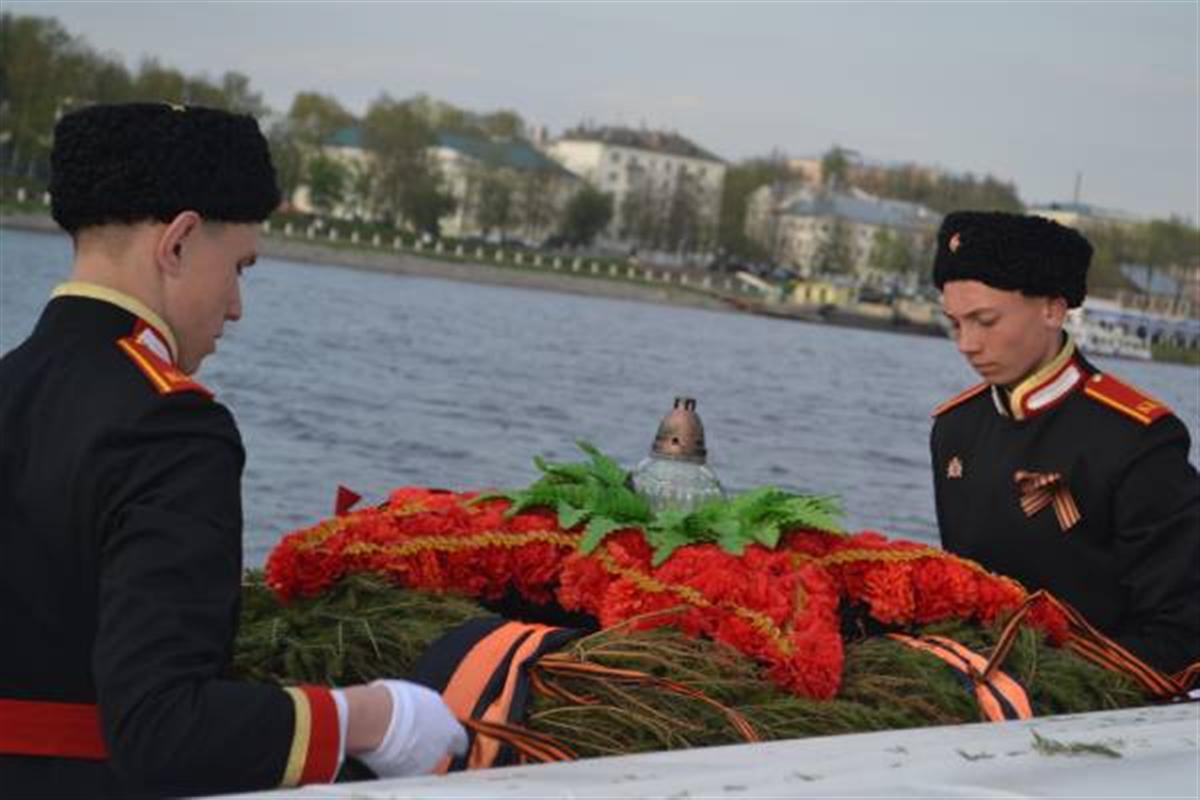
[225,703,1199,799]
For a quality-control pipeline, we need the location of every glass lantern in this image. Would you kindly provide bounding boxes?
[631,397,725,513]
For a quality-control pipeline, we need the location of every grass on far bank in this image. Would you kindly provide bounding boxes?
[1152,342,1200,367]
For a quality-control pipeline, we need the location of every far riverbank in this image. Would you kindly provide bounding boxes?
[7,212,1192,361]
[3,211,940,337]
[0,210,738,314]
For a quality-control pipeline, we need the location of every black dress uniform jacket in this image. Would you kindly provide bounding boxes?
[931,340,1200,674]
[0,290,334,798]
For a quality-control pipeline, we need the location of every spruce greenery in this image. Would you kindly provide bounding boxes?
[233,573,1149,758]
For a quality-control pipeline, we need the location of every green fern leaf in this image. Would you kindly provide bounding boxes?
[651,508,690,535]
[592,486,652,523]
[778,494,844,534]
[712,517,747,554]
[556,500,591,530]
[577,440,630,487]
[648,527,694,566]
[751,520,783,549]
[579,516,626,554]
[466,490,510,505]
[533,455,592,484]
[503,483,571,517]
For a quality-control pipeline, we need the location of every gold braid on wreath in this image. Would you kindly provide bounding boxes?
[242,448,1194,769]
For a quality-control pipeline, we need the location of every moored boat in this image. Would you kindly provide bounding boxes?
[1066,306,1152,361]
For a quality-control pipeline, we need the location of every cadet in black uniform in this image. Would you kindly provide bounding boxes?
[0,103,465,798]
[930,211,1200,675]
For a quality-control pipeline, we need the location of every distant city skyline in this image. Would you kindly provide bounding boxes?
[8,1,1198,222]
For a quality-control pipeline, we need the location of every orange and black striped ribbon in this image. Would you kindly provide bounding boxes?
[1013,470,1081,532]
[460,717,576,764]
[887,633,1032,722]
[983,589,1197,701]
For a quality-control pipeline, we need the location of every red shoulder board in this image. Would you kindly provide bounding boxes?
[116,337,213,399]
[1082,373,1170,425]
[932,382,989,417]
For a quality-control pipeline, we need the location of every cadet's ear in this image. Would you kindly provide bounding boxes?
[155,211,202,277]
[1044,296,1069,327]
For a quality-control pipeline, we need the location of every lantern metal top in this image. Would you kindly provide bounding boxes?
[649,396,708,463]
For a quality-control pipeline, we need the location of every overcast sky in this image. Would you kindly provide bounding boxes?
[10,1,1199,221]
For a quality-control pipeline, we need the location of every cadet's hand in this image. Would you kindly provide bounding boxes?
[354,679,468,778]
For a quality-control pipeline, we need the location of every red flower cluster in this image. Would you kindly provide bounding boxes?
[265,488,1064,699]
[552,531,844,698]
[802,531,1025,626]
[265,488,576,605]
[784,530,1070,644]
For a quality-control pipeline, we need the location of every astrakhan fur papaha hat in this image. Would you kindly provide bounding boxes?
[50,102,280,234]
[933,211,1092,308]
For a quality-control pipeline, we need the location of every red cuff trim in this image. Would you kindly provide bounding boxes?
[297,686,340,784]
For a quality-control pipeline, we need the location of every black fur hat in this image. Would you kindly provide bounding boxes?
[932,211,1092,308]
[50,102,280,234]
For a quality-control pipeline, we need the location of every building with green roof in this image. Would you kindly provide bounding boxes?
[431,130,582,241]
[289,125,582,241]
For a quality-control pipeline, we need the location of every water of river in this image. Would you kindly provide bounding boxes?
[3,227,1197,564]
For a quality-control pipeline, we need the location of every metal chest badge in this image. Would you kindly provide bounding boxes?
[946,456,964,479]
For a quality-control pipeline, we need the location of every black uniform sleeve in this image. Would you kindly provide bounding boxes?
[1108,416,1200,674]
[90,394,299,795]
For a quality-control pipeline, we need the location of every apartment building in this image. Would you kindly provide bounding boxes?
[543,126,726,256]
[745,184,940,279]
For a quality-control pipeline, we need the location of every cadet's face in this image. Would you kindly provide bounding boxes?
[168,222,258,374]
[941,280,1066,387]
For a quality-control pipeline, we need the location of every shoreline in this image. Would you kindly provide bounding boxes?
[261,236,735,313]
[0,211,736,314]
[0,211,914,330]
[1,212,954,340]
[0,211,946,339]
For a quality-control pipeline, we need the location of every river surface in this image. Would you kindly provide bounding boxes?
[3,227,1197,565]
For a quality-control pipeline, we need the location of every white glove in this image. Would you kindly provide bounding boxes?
[356,679,469,778]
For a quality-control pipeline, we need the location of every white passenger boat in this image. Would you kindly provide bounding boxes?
[1066,306,1152,361]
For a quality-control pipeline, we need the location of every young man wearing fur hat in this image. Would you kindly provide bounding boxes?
[931,211,1200,676]
[0,104,465,798]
